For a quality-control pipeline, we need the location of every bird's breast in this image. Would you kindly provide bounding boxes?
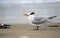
[27,15,35,21]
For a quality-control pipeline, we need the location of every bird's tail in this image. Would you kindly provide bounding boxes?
[48,16,57,19]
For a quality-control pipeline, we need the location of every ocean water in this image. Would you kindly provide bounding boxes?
[0,2,60,24]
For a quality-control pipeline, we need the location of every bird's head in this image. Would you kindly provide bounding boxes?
[23,12,35,16]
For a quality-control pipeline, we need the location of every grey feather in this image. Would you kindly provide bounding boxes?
[31,16,57,25]
[48,16,57,19]
[32,16,47,25]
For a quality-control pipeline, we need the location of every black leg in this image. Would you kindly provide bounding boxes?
[36,26,39,30]
[34,26,39,30]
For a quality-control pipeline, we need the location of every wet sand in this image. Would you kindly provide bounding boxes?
[0,23,60,38]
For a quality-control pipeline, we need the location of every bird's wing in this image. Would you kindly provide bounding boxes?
[48,16,57,19]
[31,16,47,24]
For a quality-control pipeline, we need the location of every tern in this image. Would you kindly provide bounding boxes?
[23,12,57,30]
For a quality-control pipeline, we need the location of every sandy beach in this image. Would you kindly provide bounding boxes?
[0,23,60,38]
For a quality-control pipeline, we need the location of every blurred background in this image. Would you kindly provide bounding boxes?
[0,0,60,24]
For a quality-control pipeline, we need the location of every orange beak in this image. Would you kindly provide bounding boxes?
[23,13,29,16]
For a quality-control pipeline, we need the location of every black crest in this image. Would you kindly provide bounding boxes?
[30,12,35,15]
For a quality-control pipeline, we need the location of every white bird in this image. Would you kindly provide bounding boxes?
[23,12,57,30]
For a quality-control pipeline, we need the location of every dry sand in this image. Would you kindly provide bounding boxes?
[0,23,60,38]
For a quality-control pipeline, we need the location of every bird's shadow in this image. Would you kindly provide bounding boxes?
[32,25,60,31]
[39,25,60,30]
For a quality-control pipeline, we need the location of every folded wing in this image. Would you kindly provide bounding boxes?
[31,16,57,25]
